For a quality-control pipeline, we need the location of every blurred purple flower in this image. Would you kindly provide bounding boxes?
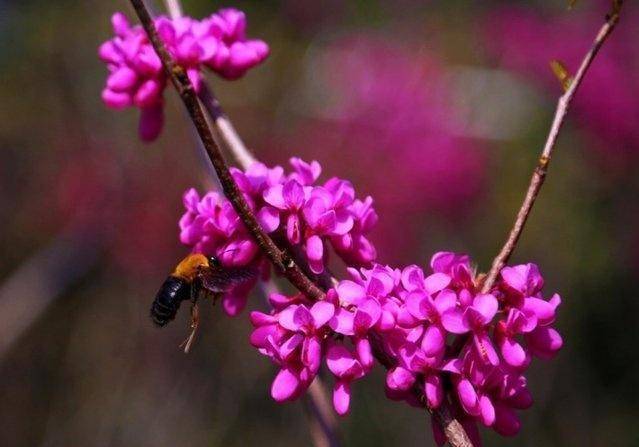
[483,3,639,162]
[271,34,487,261]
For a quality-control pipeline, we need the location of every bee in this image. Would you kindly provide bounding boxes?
[151,253,256,352]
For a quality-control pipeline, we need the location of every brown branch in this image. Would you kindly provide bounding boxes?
[432,407,474,447]
[129,0,324,302]
[369,333,475,447]
[160,2,339,445]
[481,4,623,294]
[197,83,257,170]
[130,0,470,444]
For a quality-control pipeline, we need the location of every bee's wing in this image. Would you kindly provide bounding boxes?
[198,266,258,293]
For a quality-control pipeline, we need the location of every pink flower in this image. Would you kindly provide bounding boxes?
[329,298,381,370]
[232,162,285,197]
[302,185,355,273]
[392,342,445,409]
[200,8,270,79]
[176,156,561,446]
[444,350,532,435]
[179,159,379,300]
[100,8,268,141]
[500,263,544,306]
[251,303,331,403]
[430,251,474,289]
[289,157,322,186]
[262,179,308,241]
[442,293,500,365]
[495,263,563,364]
[494,308,533,368]
[525,326,563,360]
[326,343,366,415]
[405,288,456,356]
[99,12,165,141]
[278,301,335,374]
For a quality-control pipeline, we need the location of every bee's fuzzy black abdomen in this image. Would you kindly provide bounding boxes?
[151,276,191,327]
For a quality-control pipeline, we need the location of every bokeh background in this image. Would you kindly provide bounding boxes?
[1,0,638,445]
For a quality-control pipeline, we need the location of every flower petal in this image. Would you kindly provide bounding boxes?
[405,291,430,320]
[257,206,280,233]
[286,213,301,244]
[474,332,500,366]
[523,297,556,326]
[441,309,469,334]
[305,235,324,261]
[424,273,451,294]
[336,280,366,305]
[280,333,304,360]
[355,337,374,370]
[457,379,480,416]
[283,179,305,209]
[500,337,527,367]
[424,374,443,409]
[263,184,286,209]
[421,325,445,356]
[302,336,322,374]
[333,380,351,416]
[434,289,457,315]
[493,404,521,436]
[278,305,301,331]
[386,367,415,391]
[329,308,354,336]
[479,395,496,426]
[353,298,382,333]
[473,293,498,323]
[310,301,335,328]
[500,266,527,294]
[326,344,361,378]
[526,326,563,359]
[271,367,300,402]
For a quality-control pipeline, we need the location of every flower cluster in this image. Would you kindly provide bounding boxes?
[113,6,567,444]
[178,158,377,314]
[249,252,562,444]
[99,9,269,141]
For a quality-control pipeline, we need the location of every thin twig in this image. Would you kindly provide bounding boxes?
[160,0,257,170]
[163,0,182,19]
[132,0,470,444]
[481,4,623,294]
[198,84,257,169]
[304,379,342,447]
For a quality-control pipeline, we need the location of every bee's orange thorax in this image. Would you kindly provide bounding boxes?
[172,254,210,282]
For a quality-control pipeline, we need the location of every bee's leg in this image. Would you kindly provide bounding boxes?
[210,291,222,306]
[180,284,201,354]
